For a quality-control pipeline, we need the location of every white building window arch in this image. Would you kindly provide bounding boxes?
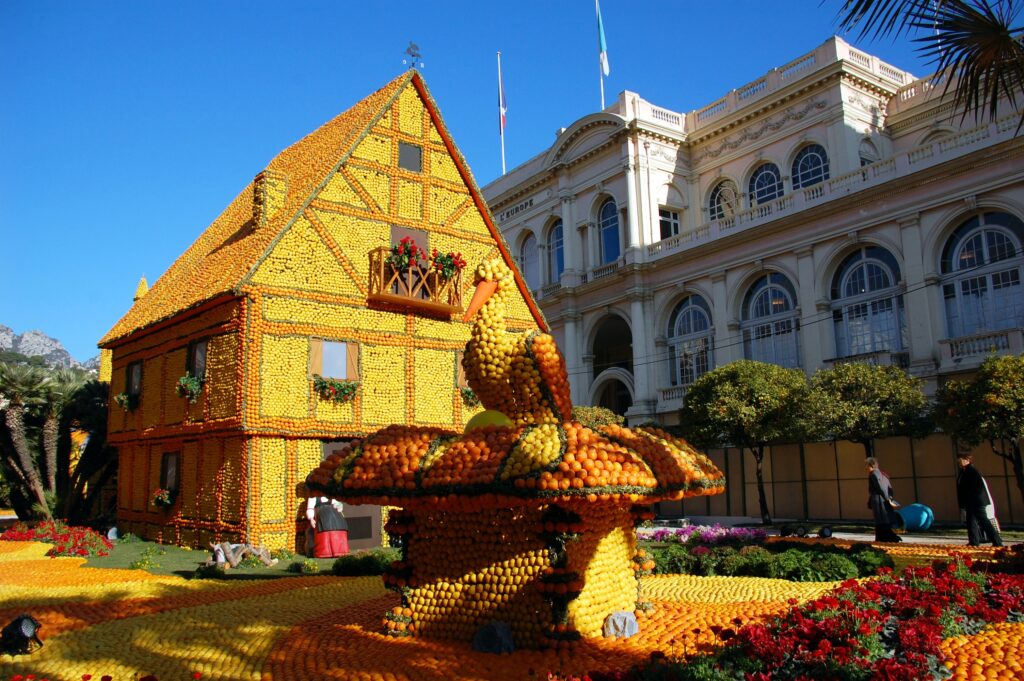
[791,144,830,189]
[748,163,784,207]
[741,272,801,368]
[667,295,714,386]
[830,246,906,358]
[546,219,564,284]
[940,211,1024,338]
[708,179,739,220]
[859,138,879,167]
[519,231,540,291]
[598,198,620,264]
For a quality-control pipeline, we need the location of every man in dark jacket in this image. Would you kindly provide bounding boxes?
[956,454,1003,547]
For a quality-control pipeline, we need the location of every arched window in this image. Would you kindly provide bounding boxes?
[748,163,783,207]
[547,219,564,284]
[941,212,1024,338]
[519,232,540,291]
[708,180,739,221]
[859,139,879,167]
[791,144,830,189]
[599,199,620,264]
[667,295,714,386]
[831,247,906,358]
[741,273,800,368]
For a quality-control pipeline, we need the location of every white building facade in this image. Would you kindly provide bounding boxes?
[483,36,1024,426]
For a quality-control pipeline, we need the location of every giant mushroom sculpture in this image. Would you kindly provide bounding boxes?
[306,259,725,649]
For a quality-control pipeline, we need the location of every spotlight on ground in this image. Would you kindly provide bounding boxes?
[818,526,833,538]
[795,525,808,537]
[0,614,42,655]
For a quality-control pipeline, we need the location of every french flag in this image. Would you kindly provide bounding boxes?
[499,70,508,134]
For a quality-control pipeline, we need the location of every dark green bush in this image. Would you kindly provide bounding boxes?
[810,553,859,581]
[651,542,694,575]
[332,547,401,576]
[847,542,895,575]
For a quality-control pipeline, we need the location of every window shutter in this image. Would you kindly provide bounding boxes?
[346,342,360,381]
[309,338,323,376]
[456,350,467,388]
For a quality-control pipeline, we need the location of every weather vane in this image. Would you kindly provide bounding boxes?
[402,41,424,69]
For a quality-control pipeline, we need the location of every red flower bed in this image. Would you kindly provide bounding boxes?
[552,555,1024,681]
[0,520,113,558]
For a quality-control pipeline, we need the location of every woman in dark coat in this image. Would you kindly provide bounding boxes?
[866,457,901,542]
[956,454,1003,547]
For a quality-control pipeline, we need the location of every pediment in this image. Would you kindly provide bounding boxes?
[544,113,625,169]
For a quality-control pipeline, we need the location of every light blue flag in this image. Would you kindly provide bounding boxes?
[596,0,610,76]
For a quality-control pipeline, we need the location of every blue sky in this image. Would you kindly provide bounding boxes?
[0,1,933,363]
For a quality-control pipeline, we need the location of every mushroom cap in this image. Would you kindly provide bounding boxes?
[305,421,724,510]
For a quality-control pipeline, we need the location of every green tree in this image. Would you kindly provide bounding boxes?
[0,362,50,517]
[0,362,107,520]
[835,1,1024,130]
[678,360,810,525]
[61,379,117,524]
[809,363,931,459]
[935,354,1024,503]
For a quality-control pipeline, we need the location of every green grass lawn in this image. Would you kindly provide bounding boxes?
[83,537,337,579]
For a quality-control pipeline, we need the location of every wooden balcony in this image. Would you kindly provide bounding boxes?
[366,247,464,318]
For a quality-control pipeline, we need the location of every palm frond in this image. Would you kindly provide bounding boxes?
[834,0,934,39]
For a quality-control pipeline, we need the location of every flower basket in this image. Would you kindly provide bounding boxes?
[461,387,480,408]
[175,375,203,404]
[152,487,176,509]
[313,375,359,404]
[114,392,139,412]
[386,237,425,274]
[430,249,466,280]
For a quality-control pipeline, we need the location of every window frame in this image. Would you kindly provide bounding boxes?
[310,338,361,381]
[186,338,208,381]
[740,273,801,368]
[519,232,540,290]
[667,295,714,386]
[547,219,564,284]
[747,163,784,207]
[598,199,620,264]
[126,361,143,397]
[830,247,906,358]
[659,207,681,240]
[160,451,180,493]
[398,142,423,173]
[791,144,830,189]
[708,180,739,221]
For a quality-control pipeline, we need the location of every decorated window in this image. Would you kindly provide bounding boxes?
[311,340,360,381]
[398,142,423,172]
[547,220,564,284]
[187,339,208,379]
[941,212,1024,338]
[659,208,680,240]
[708,180,739,221]
[741,272,801,368]
[126,361,143,397]
[520,232,540,290]
[791,144,829,189]
[748,163,783,207]
[667,295,713,386]
[830,247,906,358]
[599,199,620,264]
[160,451,180,493]
[391,225,428,256]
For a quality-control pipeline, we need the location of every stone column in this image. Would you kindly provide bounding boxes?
[560,192,583,287]
[898,213,938,374]
[582,353,595,404]
[563,310,583,404]
[711,271,735,366]
[626,288,656,423]
[586,221,600,275]
[624,161,641,253]
[795,246,824,371]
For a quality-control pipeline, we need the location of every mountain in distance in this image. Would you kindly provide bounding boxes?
[0,324,99,372]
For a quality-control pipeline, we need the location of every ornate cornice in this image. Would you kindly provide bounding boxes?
[694,98,829,163]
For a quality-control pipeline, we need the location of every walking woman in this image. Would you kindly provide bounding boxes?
[866,457,902,542]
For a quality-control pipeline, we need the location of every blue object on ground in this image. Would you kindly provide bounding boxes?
[897,503,934,532]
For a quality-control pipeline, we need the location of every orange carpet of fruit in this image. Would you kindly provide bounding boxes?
[0,539,1017,680]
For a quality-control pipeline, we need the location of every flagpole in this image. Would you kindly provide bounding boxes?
[497,51,507,176]
[599,61,605,111]
[595,0,607,110]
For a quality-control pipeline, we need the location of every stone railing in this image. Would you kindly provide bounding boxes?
[824,350,910,369]
[657,385,690,412]
[591,261,620,281]
[646,114,1017,261]
[938,328,1023,370]
[686,37,911,132]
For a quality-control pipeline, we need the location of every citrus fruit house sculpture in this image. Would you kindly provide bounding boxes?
[306,259,725,648]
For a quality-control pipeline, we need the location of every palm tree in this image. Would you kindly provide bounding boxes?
[0,362,51,518]
[835,1,1024,129]
[40,368,86,496]
[61,379,116,523]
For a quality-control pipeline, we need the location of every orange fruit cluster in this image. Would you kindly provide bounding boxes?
[939,622,1024,680]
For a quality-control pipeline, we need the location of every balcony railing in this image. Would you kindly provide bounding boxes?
[366,247,464,317]
[939,328,1024,370]
[824,350,910,369]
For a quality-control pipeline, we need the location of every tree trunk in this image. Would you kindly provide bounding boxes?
[2,408,50,518]
[42,411,58,493]
[992,438,1024,507]
[753,445,772,525]
[861,439,875,461]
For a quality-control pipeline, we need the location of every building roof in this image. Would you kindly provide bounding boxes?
[100,71,544,348]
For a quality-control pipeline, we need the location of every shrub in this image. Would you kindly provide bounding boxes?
[333,547,401,576]
[846,542,895,576]
[271,547,296,561]
[289,559,321,575]
[809,552,859,581]
[193,563,228,579]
